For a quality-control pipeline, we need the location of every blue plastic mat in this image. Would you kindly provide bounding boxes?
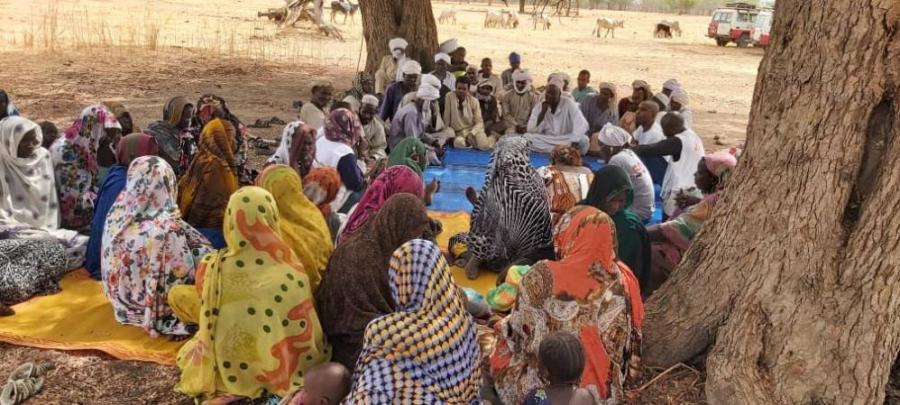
[424,149,663,225]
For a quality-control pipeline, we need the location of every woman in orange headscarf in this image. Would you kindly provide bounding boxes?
[490,206,643,405]
[177,118,239,230]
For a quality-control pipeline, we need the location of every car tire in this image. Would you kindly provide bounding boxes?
[716,38,728,47]
[737,34,750,48]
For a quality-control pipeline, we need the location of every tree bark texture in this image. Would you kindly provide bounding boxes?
[359,0,439,74]
[642,0,900,403]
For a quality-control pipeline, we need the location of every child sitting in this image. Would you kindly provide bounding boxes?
[523,331,596,405]
[280,362,352,405]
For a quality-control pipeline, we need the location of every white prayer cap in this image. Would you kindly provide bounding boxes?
[401,60,422,75]
[597,123,632,147]
[476,79,495,91]
[420,74,441,90]
[388,37,408,50]
[434,53,451,64]
[653,93,670,106]
[439,38,460,54]
[663,78,681,91]
[671,88,690,106]
[416,83,440,101]
[597,81,617,97]
[361,94,380,107]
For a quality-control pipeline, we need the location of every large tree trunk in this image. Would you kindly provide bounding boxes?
[643,0,900,403]
[359,0,439,74]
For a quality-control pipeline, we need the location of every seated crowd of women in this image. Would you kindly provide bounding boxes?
[0,86,738,403]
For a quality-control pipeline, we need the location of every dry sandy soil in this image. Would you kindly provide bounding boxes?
[0,0,760,402]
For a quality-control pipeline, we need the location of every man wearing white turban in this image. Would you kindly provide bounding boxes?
[500,69,538,135]
[669,88,693,129]
[390,82,455,164]
[359,94,387,161]
[430,52,456,92]
[594,123,655,220]
[581,81,619,136]
[374,37,409,94]
[652,93,670,125]
[524,78,590,154]
[379,60,421,123]
[661,78,680,101]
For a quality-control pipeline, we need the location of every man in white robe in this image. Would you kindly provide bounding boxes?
[524,78,589,154]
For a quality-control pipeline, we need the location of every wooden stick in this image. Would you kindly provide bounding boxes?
[634,363,694,392]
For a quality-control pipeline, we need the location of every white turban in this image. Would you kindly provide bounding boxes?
[653,93,670,107]
[420,74,441,90]
[512,69,531,83]
[548,76,565,91]
[439,38,460,54]
[361,94,379,107]
[671,88,690,106]
[548,72,571,91]
[401,60,422,76]
[597,123,632,147]
[597,81,617,98]
[416,83,440,101]
[434,53,451,64]
[663,78,681,91]
[389,37,408,51]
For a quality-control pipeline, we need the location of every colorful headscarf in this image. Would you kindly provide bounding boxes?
[550,144,582,167]
[102,101,137,134]
[0,116,59,231]
[387,137,427,177]
[302,167,341,217]
[267,121,302,167]
[315,194,431,370]
[341,72,374,103]
[101,156,212,337]
[323,108,367,155]
[196,94,248,174]
[177,119,239,229]
[257,165,333,292]
[175,187,329,399]
[346,239,481,403]
[466,136,552,267]
[288,123,317,178]
[703,151,738,190]
[115,133,158,167]
[145,96,193,174]
[51,104,121,230]
[339,165,424,243]
[163,96,193,128]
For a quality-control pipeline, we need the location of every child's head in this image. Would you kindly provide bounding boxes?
[291,362,351,405]
[538,331,585,385]
[38,121,58,149]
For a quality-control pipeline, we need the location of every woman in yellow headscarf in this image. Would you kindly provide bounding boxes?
[256,165,333,292]
[177,118,239,230]
[172,187,330,401]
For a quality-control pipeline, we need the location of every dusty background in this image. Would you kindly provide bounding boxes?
[0,0,758,402]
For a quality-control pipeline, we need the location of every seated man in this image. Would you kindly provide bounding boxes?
[299,81,332,130]
[594,124,655,221]
[476,81,506,137]
[391,83,455,164]
[379,60,421,123]
[443,77,492,150]
[632,113,705,219]
[571,69,598,103]
[631,100,668,184]
[359,95,387,162]
[501,69,538,135]
[374,37,408,95]
[478,58,503,97]
[661,78,681,108]
[500,52,522,90]
[524,78,589,154]
[670,88,693,129]
[430,52,456,98]
[582,81,619,138]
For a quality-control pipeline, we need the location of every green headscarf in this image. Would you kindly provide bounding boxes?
[387,137,427,176]
[583,165,651,292]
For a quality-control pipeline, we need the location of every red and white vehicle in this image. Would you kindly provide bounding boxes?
[707,3,764,48]
[751,11,773,47]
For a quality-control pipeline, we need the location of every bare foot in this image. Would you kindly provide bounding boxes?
[425,179,440,206]
[465,187,478,206]
[465,256,481,280]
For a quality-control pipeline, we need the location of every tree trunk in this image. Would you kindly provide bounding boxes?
[642,0,900,403]
[519,0,526,13]
[359,0,439,74]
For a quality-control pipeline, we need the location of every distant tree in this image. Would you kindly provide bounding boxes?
[606,0,633,10]
[664,0,698,13]
[358,0,439,73]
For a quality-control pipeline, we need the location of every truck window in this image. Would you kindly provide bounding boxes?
[737,12,758,23]
[714,12,731,22]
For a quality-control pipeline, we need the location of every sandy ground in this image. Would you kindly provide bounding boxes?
[0,0,761,402]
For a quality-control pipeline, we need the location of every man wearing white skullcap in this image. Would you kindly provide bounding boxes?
[438,39,468,78]
[593,123,655,220]
[374,37,409,94]
[398,73,447,115]
[430,52,456,98]
[390,82,455,164]
[661,79,680,109]
[379,60,422,123]
[358,94,387,161]
[524,78,590,154]
[501,69,539,135]
[669,88,693,129]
